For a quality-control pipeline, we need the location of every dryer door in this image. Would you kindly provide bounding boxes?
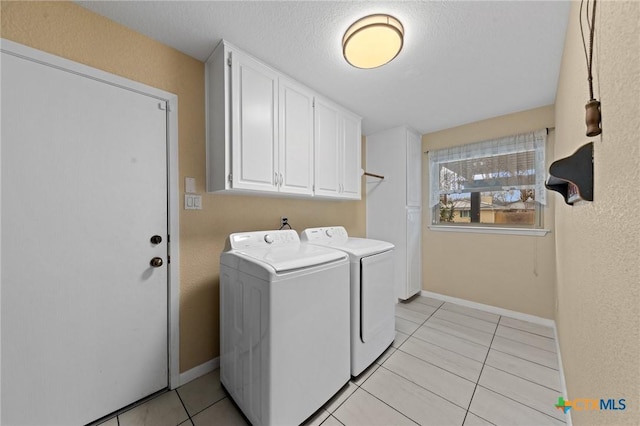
[361,251,395,342]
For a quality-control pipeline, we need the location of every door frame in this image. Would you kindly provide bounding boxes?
[0,39,182,394]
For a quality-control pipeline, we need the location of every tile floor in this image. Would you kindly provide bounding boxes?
[99,296,568,426]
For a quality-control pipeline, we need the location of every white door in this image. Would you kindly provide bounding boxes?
[2,50,168,425]
[278,77,314,195]
[406,130,422,207]
[405,207,423,299]
[231,50,279,192]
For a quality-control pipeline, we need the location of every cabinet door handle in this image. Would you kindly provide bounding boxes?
[274,172,278,187]
[279,173,283,186]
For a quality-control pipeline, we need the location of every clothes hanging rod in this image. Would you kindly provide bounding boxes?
[364,172,385,179]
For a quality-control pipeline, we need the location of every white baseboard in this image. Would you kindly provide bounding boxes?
[177,357,220,387]
[553,325,572,426]
[420,290,555,327]
[421,290,571,424]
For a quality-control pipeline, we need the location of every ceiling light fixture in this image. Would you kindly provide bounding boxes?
[342,14,404,69]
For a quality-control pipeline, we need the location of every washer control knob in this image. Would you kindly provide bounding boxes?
[264,234,274,244]
[325,229,334,237]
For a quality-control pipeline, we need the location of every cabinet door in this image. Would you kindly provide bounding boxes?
[230,50,278,192]
[314,98,341,197]
[278,78,314,195]
[406,130,422,207]
[405,207,422,299]
[340,112,362,199]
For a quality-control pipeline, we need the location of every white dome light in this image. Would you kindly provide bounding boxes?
[343,14,404,69]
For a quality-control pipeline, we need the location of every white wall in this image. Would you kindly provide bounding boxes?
[554,1,640,424]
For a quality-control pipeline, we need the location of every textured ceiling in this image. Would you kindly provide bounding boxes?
[76,1,571,136]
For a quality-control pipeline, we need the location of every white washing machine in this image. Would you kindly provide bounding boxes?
[300,226,395,376]
[219,229,350,426]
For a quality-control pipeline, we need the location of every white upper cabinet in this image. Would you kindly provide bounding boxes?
[341,112,362,199]
[278,77,314,195]
[206,40,360,199]
[313,99,340,197]
[230,49,279,193]
[314,96,362,200]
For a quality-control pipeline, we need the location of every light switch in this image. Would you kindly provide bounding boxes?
[185,194,202,210]
[185,177,196,194]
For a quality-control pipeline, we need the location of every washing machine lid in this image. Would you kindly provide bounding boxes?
[224,229,347,272]
[328,237,394,257]
[301,227,394,257]
[303,237,394,258]
[237,244,345,272]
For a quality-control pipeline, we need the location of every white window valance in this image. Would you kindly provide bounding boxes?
[428,129,547,208]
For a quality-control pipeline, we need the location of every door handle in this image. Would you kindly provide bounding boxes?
[150,235,162,245]
[150,257,163,268]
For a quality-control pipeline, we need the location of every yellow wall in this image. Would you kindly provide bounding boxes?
[554,1,639,424]
[422,105,557,319]
[1,1,366,373]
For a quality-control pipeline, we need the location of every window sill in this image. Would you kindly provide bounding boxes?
[428,225,551,237]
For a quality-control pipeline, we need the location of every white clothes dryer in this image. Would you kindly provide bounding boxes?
[220,230,350,426]
[300,226,395,376]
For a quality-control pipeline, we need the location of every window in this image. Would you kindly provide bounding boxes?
[429,130,546,229]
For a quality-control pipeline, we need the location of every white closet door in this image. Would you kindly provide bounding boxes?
[2,51,168,425]
[405,207,423,299]
[406,130,422,207]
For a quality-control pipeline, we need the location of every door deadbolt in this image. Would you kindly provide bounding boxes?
[150,257,163,268]
[150,235,162,244]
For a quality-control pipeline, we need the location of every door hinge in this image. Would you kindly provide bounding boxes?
[168,255,171,264]
[167,234,170,243]
[228,173,233,183]
[227,56,232,67]
[312,99,315,108]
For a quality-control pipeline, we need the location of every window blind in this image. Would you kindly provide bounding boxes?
[428,129,547,207]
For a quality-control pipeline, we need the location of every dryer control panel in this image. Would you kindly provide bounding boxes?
[300,226,349,243]
[227,229,299,250]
